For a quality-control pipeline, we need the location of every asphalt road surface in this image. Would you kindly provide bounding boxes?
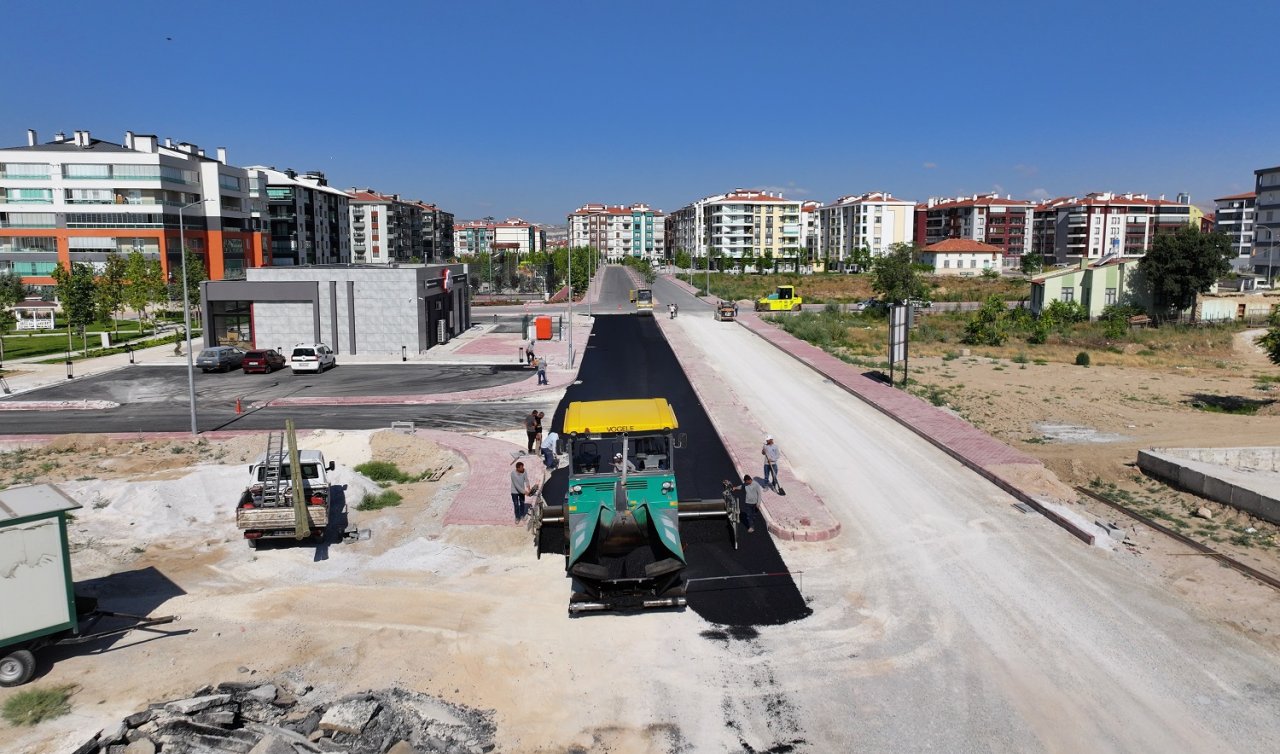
[538,267,809,626]
[0,364,530,435]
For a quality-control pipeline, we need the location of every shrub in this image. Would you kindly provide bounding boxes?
[1012,353,1029,364]
[356,490,403,511]
[2,686,75,726]
[1075,351,1091,367]
[354,461,417,484]
[961,295,1008,346]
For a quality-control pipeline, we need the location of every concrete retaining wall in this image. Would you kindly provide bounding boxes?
[1137,448,1280,525]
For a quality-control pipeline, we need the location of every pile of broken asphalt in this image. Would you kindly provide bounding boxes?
[69,681,494,754]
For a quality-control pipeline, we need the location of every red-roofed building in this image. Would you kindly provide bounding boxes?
[347,189,453,264]
[1030,192,1195,264]
[1213,191,1255,263]
[922,193,1033,270]
[453,217,544,257]
[918,238,1003,276]
[567,203,664,262]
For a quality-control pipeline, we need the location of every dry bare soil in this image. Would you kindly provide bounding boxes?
[902,326,1280,633]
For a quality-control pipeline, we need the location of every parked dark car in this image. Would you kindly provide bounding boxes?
[196,346,245,373]
[241,349,286,374]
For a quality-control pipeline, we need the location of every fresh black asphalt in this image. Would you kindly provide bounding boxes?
[538,268,810,626]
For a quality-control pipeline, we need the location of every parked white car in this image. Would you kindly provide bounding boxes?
[290,344,336,374]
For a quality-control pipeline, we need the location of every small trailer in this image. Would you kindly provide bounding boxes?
[0,484,177,687]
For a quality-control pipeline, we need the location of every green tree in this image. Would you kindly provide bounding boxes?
[1137,227,1233,318]
[1257,307,1280,365]
[180,250,207,310]
[0,271,25,360]
[93,253,128,336]
[962,294,1009,346]
[123,250,166,335]
[673,249,692,270]
[871,243,928,303]
[848,246,873,273]
[52,262,96,352]
[763,249,775,274]
[1019,252,1044,277]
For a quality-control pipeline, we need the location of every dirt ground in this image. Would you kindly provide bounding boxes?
[0,430,795,754]
[903,326,1280,650]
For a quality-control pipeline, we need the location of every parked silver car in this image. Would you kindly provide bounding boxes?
[196,346,246,373]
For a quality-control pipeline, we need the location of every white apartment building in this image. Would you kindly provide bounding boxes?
[1031,192,1193,264]
[0,128,265,290]
[567,203,664,262]
[346,190,452,264]
[245,166,350,266]
[454,218,545,257]
[667,189,803,270]
[801,200,820,268]
[817,191,916,270]
[1213,191,1255,268]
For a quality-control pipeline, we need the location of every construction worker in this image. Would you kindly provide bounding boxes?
[762,435,781,491]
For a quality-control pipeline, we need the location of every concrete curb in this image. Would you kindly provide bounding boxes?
[646,270,842,542]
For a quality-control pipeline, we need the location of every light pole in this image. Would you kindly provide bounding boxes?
[567,243,574,366]
[178,198,210,436]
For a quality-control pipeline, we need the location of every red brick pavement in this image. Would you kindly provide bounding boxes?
[432,428,542,526]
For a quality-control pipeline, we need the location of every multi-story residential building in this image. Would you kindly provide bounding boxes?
[567,203,664,262]
[0,129,266,293]
[454,219,494,257]
[454,217,543,257]
[246,167,349,266]
[800,201,820,269]
[1029,192,1194,264]
[415,201,454,260]
[1253,165,1280,284]
[922,193,1033,270]
[667,189,803,270]
[1213,191,1255,266]
[817,192,916,271]
[347,190,453,264]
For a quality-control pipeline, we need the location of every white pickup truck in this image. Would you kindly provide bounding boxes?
[235,449,335,548]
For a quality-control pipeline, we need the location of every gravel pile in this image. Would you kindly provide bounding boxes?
[69,682,495,754]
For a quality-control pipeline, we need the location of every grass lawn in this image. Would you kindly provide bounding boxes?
[688,271,1032,303]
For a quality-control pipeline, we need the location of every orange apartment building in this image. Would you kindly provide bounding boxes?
[0,129,266,295]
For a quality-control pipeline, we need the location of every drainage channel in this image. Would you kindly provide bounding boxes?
[1075,485,1280,593]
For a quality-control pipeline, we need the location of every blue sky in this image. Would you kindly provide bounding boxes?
[5,0,1273,224]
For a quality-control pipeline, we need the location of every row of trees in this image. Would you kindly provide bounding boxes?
[458,247,593,299]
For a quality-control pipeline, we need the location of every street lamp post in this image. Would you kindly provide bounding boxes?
[567,243,574,366]
[178,198,210,436]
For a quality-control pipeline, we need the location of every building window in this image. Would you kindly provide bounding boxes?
[1105,287,1117,305]
[943,259,950,268]
[1062,287,1074,302]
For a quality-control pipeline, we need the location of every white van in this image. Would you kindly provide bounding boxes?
[290,343,336,374]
